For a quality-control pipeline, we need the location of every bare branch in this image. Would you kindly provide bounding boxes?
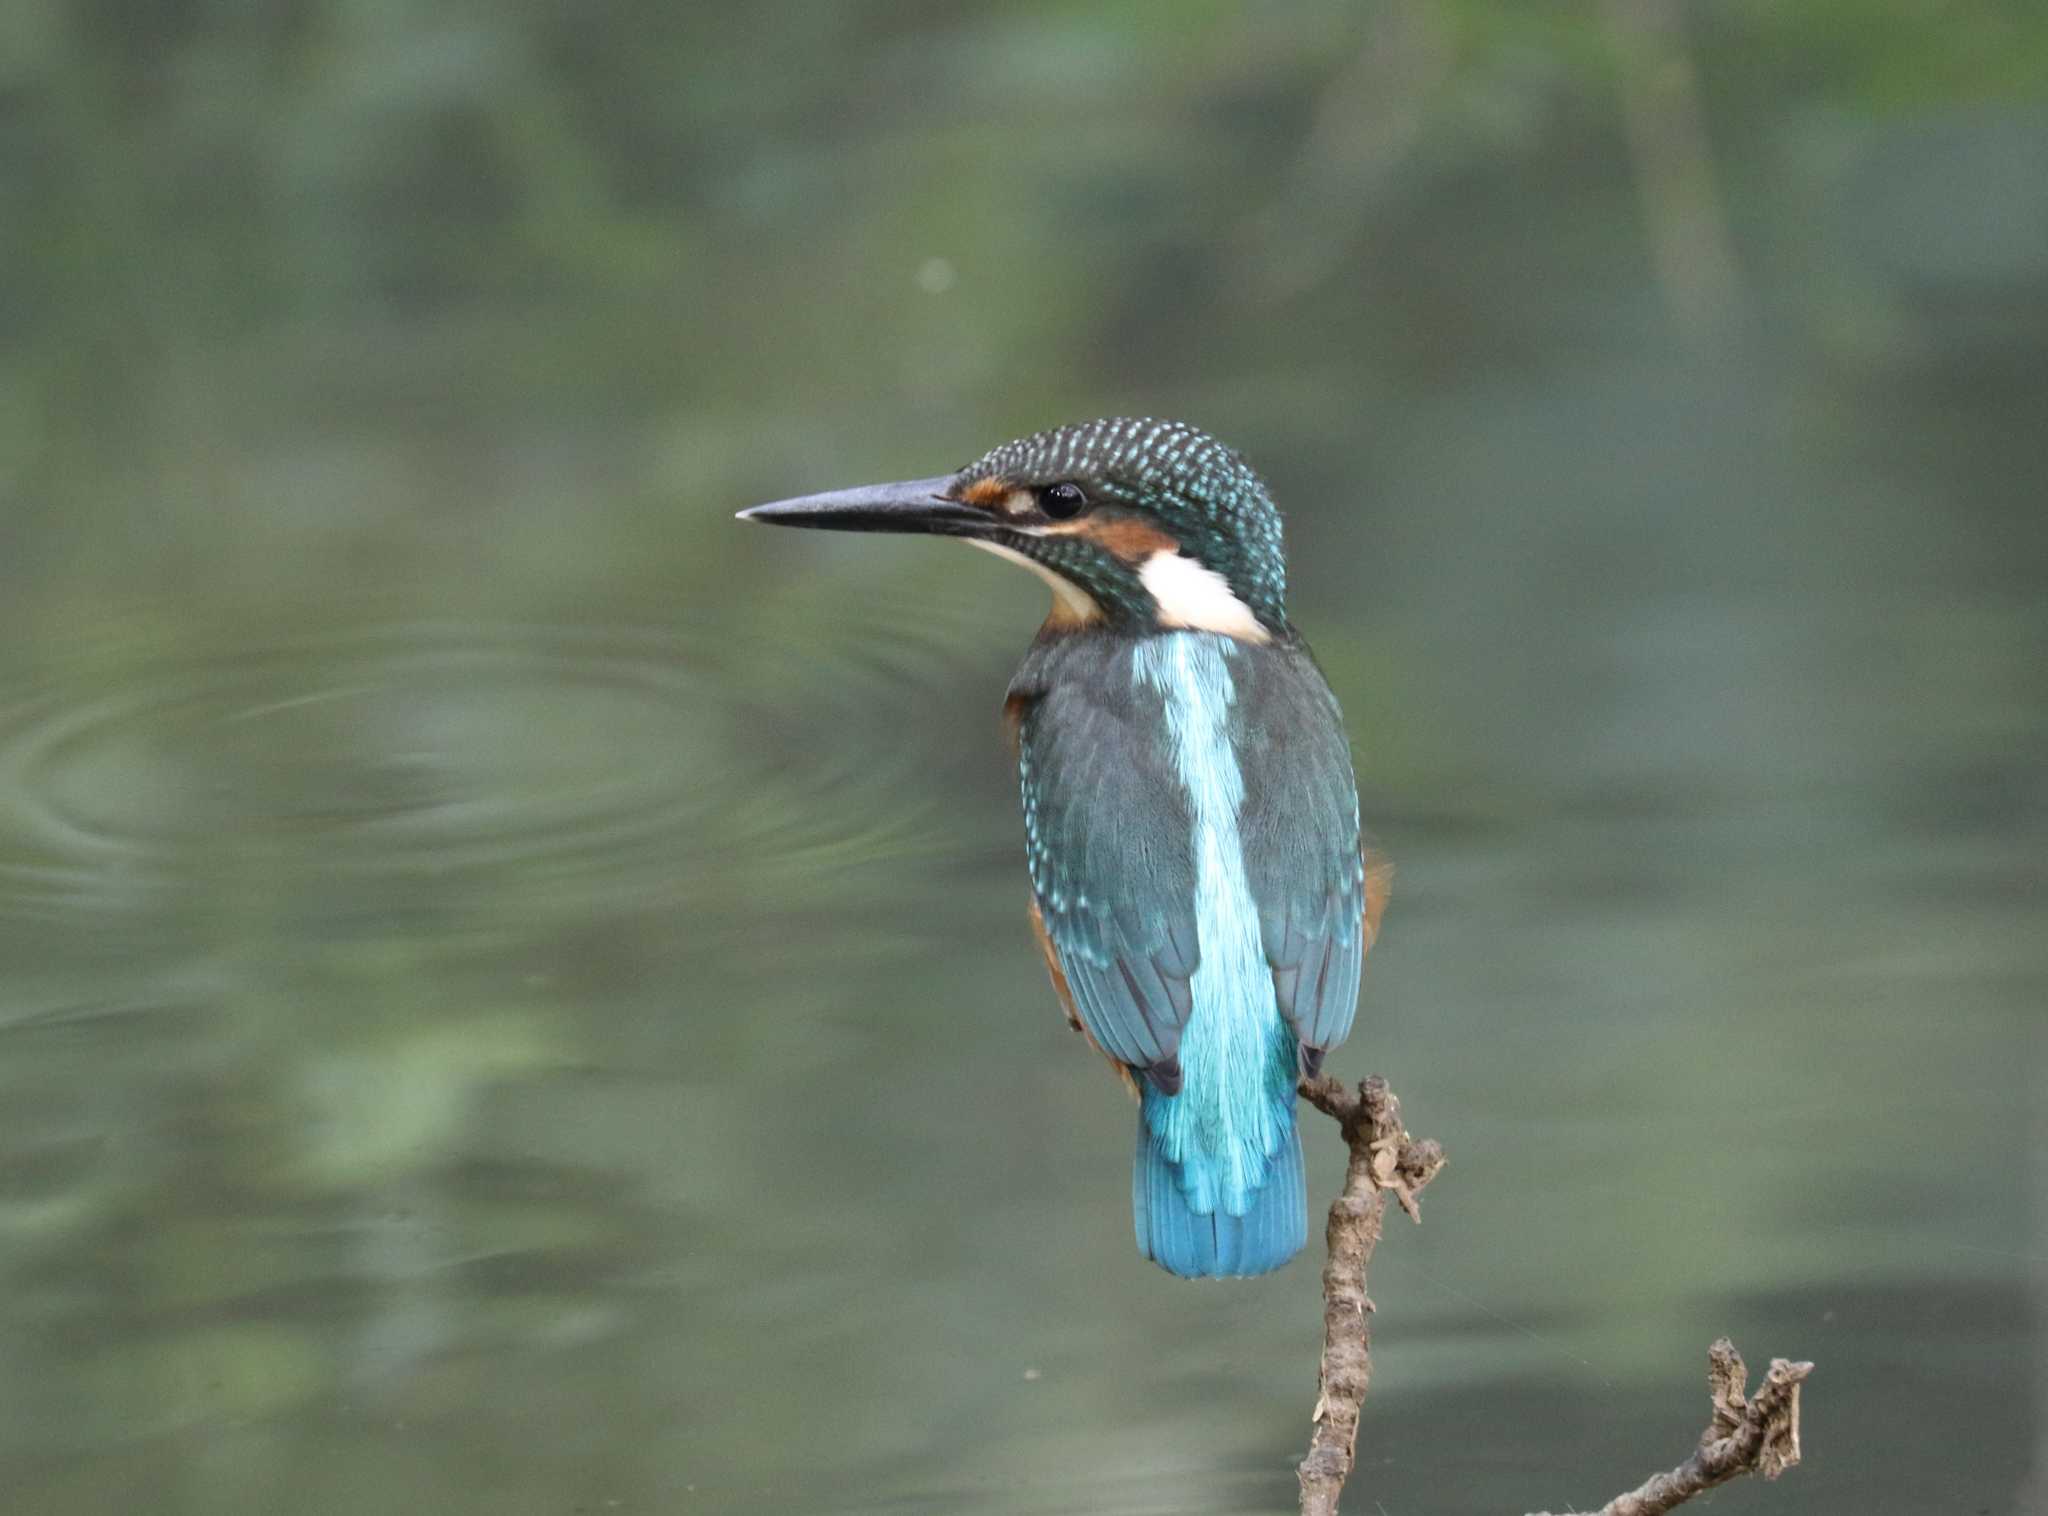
[1525,1341,1814,1516]
[1295,1074,1445,1516]
[1293,1076,1810,1516]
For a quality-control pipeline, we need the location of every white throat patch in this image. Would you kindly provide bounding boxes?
[966,539,1101,623]
[1139,551,1271,643]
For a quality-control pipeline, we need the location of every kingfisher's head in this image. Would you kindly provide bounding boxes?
[738,418,1286,643]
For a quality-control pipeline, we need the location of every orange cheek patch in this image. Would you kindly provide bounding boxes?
[1050,516,1181,561]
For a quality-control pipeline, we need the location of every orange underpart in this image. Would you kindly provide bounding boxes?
[1360,848,1394,958]
[1029,895,1140,1099]
[1001,690,1032,753]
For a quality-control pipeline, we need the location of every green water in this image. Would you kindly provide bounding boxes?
[1,6,2043,1513]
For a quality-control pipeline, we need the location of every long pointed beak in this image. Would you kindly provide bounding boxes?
[736,476,989,537]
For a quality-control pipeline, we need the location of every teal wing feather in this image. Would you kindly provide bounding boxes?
[1233,642,1374,1055]
[1011,641,1198,1082]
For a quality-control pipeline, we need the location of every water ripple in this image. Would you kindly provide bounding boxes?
[0,617,974,920]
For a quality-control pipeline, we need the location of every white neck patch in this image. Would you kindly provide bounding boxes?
[966,539,1101,623]
[1139,551,1271,643]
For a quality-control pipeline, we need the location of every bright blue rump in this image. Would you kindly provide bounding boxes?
[1132,1110,1306,1279]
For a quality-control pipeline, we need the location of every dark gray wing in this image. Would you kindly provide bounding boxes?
[1233,640,1382,1055]
[1010,638,1198,1083]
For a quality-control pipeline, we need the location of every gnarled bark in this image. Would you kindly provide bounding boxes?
[1294,1075,1811,1516]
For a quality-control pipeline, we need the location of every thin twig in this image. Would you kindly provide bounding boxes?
[1293,1076,1811,1516]
[1295,1074,1444,1516]
[1525,1340,1814,1516]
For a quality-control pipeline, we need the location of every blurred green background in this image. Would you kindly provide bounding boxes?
[1,3,2043,1512]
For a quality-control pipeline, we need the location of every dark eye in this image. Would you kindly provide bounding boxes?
[1039,482,1088,520]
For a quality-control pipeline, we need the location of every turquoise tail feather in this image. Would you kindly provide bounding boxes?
[1133,1106,1306,1279]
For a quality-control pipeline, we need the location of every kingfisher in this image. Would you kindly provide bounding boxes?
[738,418,1388,1278]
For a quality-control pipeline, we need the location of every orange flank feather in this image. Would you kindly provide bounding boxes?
[1001,689,1032,754]
[1361,848,1393,958]
[1029,894,1140,1099]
